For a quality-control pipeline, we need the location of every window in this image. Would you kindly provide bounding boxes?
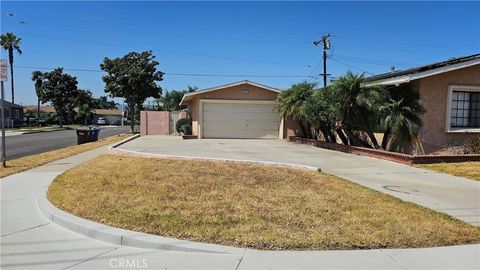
[14,108,20,118]
[448,86,480,131]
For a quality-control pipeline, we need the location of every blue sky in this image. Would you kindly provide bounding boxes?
[1,1,479,105]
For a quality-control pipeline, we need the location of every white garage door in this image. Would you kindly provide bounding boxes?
[202,102,279,139]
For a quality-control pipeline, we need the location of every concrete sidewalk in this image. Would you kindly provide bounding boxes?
[118,136,480,226]
[1,141,479,269]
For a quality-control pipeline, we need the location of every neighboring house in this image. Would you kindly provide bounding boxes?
[92,109,124,125]
[23,105,56,114]
[0,99,24,128]
[24,105,124,125]
[179,80,300,139]
[365,54,480,154]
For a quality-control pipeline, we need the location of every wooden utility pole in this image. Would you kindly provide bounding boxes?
[313,33,333,88]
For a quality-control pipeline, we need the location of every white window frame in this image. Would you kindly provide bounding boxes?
[445,85,480,133]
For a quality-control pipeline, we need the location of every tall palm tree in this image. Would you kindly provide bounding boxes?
[31,71,44,126]
[0,32,22,104]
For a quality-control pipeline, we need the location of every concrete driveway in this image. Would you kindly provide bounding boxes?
[119,136,480,226]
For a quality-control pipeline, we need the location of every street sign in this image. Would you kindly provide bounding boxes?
[0,60,7,82]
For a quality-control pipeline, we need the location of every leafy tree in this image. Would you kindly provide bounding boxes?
[35,68,79,127]
[1,32,22,104]
[94,96,117,109]
[100,51,163,132]
[277,82,315,138]
[156,86,197,111]
[379,86,425,152]
[302,87,339,142]
[31,71,44,125]
[76,90,95,125]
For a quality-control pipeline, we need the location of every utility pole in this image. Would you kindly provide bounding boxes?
[313,33,333,88]
[1,59,7,167]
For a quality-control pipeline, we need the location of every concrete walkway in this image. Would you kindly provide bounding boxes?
[118,136,480,226]
[1,140,479,269]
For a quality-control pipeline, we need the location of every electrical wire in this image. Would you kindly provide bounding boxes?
[13,65,314,78]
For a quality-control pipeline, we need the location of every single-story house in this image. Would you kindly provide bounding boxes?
[179,80,300,139]
[365,54,480,154]
[0,99,24,128]
[92,109,124,125]
[24,105,124,125]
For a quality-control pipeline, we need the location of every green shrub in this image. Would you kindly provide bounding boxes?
[176,118,192,133]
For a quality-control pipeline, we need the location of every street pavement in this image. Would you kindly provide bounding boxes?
[3,126,129,159]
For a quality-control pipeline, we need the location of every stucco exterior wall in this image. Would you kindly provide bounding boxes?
[417,64,480,153]
[140,111,170,136]
[185,83,301,138]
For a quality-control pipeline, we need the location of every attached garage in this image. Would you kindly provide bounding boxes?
[201,100,280,139]
[179,80,301,139]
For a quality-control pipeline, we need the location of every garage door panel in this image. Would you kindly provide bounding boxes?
[204,121,279,130]
[203,112,279,122]
[202,102,279,139]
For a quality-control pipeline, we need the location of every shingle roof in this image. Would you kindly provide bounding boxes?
[0,99,24,108]
[365,54,480,86]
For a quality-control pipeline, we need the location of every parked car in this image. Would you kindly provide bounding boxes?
[97,117,109,125]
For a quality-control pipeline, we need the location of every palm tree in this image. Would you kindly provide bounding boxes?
[277,82,315,138]
[0,32,22,104]
[31,71,44,126]
[379,86,425,152]
[332,71,386,148]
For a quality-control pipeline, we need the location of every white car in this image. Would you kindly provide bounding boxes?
[97,117,109,125]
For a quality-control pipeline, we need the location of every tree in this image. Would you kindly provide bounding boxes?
[332,71,386,148]
[302,87,339,142]
[277,82,315,138]
[76,90,95,125]
[1,32,22,104]
[156,86,197,111]
[35,68,79,127]
[100,51,163,132]
[379,86,425,152]
[94,96,117,109]
[31,71,44,125]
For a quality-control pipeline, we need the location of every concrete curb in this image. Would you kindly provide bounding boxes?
[108,133,140,150]
[109,145,322,172]
[37,195,245,255]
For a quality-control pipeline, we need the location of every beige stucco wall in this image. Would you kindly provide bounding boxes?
[417,64,480,153]
[185,83,301,138]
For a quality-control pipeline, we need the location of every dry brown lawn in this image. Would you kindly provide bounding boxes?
[1,134,130,178]
[417,162,480,181]
[48,155,480,250]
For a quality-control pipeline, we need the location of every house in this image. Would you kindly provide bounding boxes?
[179,80,300,139]
[365,54,480,154]
[0,99,24,128]
[24,105,124,125]
[92,109,124,125]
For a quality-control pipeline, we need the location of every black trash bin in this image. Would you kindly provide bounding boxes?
[76,127,93,145]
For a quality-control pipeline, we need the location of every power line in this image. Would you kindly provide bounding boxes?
[330,58,374,76]
[14,33,311,68]
[13,65,314,78]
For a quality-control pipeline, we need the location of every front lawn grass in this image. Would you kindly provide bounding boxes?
[1,134,130,178]
[48,155,480,250]
[417,162,480,181]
